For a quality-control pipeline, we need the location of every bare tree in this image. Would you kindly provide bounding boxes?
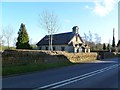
[88,30,93,42]
[0,27,4,50]
[83,33,89,44]
[3,26,13,49]
[39,9,60,51]
[94,33,101,44]
[29,38,32,45]
[0,34,3,50]
[13,37,17,47]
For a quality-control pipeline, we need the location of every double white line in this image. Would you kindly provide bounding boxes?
[33,64,119,90]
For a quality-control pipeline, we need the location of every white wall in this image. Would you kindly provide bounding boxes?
[38,45,74,52]
[69,35,83,45]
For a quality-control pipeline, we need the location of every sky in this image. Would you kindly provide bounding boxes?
[0,0,119,46]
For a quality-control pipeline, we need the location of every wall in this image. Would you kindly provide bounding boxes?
[64,52,97,63]
[39,45,74,52]
[69,34,83,45]
[2,50,70,66]
[117,47,120,52]
[102,52,117,59]
[2,50,98,66]
[95,51,117,59]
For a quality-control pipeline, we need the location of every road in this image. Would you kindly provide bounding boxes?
[2,58,120,90]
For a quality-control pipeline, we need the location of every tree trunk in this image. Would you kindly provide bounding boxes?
[50,34,53,51]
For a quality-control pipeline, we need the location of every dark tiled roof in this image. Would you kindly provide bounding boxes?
[36,32,83,46]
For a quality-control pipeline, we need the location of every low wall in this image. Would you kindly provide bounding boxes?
[97,52,117,59]
[64,53,97,63]
[2,50,98,66]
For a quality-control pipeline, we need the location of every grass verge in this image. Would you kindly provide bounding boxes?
[2,62,74,76]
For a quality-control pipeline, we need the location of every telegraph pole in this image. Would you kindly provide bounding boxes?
[112,28,115,47]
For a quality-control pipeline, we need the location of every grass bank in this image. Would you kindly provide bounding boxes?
[2,62,74,76]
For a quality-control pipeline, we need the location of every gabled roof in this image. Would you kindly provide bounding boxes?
[36,32,83,46]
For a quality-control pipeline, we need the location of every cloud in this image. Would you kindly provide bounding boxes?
[85,5,92,10]
[86,0,117,17]
[85,5,89,9]
[94,0,117,16]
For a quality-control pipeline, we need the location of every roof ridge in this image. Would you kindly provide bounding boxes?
[46,32,72,36]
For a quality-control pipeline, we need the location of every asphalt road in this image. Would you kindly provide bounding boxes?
[2,58,120,90]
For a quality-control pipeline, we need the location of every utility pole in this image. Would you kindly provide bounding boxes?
[112,28,115,47]
[111,28,116,52]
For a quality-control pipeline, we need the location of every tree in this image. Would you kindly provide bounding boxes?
[94,33,101,44]
[103,43,107,50]
[95,43,103,50]
[16,23,31,49]
[0,33,3,50]
[88,30,92,42]
[107,44,110,51]
[83,33,89,44]
[39,9,60,51]
[13,37,17,47]
[3,26,13,49]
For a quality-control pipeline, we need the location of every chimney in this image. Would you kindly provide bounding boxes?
[72,26,79,34]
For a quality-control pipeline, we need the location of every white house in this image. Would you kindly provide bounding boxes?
[36,26,90,53]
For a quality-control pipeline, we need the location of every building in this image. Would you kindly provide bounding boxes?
[36,26,90,53]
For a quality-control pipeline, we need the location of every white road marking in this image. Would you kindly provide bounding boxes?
[93,61,118,63]
[33,64,119,90]
[51,65,118,89]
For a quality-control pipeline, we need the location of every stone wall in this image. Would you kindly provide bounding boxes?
[103,52,117,59]
[63,53,97,63]
[2,50,98,66]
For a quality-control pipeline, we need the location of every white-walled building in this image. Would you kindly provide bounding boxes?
[36,26,90,53]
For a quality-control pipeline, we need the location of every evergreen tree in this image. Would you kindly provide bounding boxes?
[103,43,106,50]
[107,44,110,51]
[112,36,115,47]
[16,23,31,49]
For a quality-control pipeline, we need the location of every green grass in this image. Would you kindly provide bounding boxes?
[0,46,16,50]
[2,62,74,76]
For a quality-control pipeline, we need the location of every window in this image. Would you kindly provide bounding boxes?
[75,44,77,47]
[39,47,41,50]
[53,47,56,51]
[46,47,48,50]
[61,47,65,51]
